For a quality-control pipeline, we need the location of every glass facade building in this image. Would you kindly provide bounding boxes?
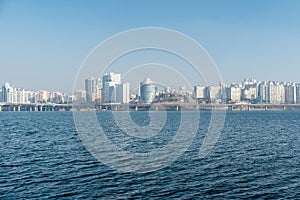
[140,78,156,103]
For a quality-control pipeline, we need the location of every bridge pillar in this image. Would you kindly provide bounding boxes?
[13,106,16,112]
[176,105,179,111]
[247,106,250,111]
[0,106,2,112]
[264,106,268,111]
[135,106,138,111]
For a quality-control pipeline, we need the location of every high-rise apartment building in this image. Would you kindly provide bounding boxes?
[75,90,86,103]
[102,73,121,103]
[36,90,49,103]
[207,85,221,101]
[296,84,300,104]
[1,82,35,103]
[227,84,241,102]
[102,72,129,103]
[194,85,207,99]
[258,82,269,103]
[2,82,13,102]
[285,83,297,104]
[268,82,285,104]
[242,87,257,101]
[85,77,101,103]
[116,82,130,104]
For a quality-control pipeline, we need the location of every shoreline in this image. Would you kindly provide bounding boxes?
[1,103,300,112]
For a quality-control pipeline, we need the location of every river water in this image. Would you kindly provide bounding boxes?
[0,111,299,199]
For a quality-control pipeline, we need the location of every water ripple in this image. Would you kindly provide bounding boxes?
[0,111,299,199]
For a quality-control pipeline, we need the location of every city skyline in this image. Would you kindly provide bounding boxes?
[2,76,300,105]
[1,1,300,92]
[2,76,300,93]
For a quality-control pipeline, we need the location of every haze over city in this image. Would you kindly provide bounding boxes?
[1,0,300,93]
[1,1,300,199]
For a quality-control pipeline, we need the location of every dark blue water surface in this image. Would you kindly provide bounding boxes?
[0,111,299,199]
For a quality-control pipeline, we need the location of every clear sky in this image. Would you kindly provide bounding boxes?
[1,0,300,92]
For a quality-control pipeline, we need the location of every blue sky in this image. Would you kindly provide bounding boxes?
[1,0,300,92]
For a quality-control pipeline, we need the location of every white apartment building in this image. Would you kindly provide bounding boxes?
[285,83,297,104]
[208,85,221,101]
[228,84,241,102]
[194,85,207,99]
[242,87,257,101]
[102,72,129,103]
[268,82,285,104]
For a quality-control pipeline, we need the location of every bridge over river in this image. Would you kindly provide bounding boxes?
[94,103,300,111]
[1,102,300,112]
[0,103,72,112]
